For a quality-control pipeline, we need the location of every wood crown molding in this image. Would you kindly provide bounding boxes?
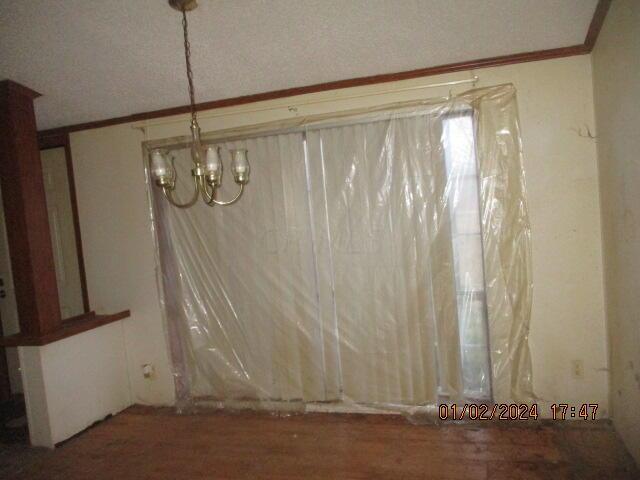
[584,0,613,52]
[37,0,612,138]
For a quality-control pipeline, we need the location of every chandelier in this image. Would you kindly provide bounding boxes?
[149,0,250,208]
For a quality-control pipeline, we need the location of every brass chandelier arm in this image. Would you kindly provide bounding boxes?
[200,177,215,204]
[200,178,245,206]
[210,184,244,206]
[162,176,201,209]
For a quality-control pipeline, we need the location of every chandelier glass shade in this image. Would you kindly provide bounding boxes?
[150,0,250,208]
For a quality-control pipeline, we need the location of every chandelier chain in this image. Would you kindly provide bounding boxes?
[181,8,197,125]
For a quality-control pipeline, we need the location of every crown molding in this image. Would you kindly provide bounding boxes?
[38,0,612,138]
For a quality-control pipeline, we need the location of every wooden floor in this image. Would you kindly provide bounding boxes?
[1,405,638,479]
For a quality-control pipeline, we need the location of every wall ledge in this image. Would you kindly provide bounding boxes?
[0,310,130,347]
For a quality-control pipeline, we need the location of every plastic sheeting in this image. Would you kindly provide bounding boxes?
[146,84,534,418]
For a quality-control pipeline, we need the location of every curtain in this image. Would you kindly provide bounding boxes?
[149,84,533,414]
[304,115,459,407]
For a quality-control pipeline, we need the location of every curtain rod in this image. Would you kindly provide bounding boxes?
[135,75,479,129]
[283,75,479,113]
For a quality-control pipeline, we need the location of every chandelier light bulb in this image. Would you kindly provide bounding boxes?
[205,147,222,174]
[204,146,223,186]
[231,149,250,184]
[150,150,171,185]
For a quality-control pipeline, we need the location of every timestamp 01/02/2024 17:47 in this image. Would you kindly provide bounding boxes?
[438,403,599,421]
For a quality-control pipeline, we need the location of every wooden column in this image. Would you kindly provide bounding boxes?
[0,80,61,336]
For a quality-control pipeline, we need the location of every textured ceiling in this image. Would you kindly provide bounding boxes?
[0,0,598,130]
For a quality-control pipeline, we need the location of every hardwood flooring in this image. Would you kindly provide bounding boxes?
[1,405,638,479]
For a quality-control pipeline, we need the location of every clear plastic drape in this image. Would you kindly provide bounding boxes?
[147,84,533,419]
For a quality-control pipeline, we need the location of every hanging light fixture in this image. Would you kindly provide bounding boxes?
[149,0,250,208]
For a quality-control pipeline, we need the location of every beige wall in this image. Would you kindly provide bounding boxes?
[19,321,131,448]
[71,123,175,405]
[69,55,608,416]
[592,0,640,463]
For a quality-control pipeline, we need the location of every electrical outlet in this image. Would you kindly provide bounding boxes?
[571,360,584,380]
[142,363,155,379]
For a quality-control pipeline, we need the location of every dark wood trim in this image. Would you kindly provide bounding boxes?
[584,0,613,52]
[0,79,62,337]
[1,79,130,348]
[37,131,68,150]
[0,310,131,347]
[37,1,611,138]
[0,81,40,101]
[37,132,91,314]
[63,140,91,314]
